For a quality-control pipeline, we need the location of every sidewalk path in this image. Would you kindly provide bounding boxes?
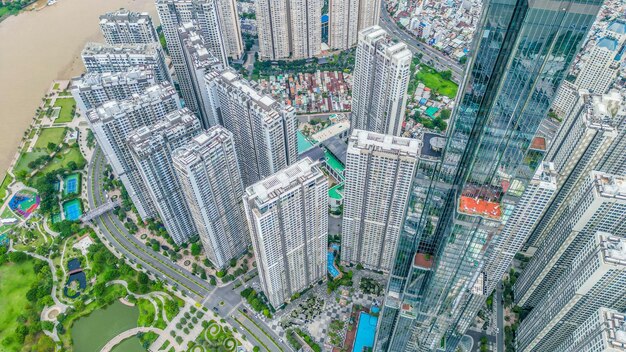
[100,327,170,352]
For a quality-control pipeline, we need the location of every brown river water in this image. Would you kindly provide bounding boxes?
[0,0,158,178]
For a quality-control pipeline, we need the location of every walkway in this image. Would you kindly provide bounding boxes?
[12,244,68,311]
[100,327,171,352]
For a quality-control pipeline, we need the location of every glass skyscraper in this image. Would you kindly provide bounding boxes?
[375,0,602,350]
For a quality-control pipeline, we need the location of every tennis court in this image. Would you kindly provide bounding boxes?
[63,173,81,196]
[63,199,83,221]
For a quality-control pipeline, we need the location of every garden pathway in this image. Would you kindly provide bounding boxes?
[100,326,173,352]
[8,241,69,311]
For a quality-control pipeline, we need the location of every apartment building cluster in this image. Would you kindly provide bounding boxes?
[254,0,383,59]
[78,3,426,312]
[72,1,626,351]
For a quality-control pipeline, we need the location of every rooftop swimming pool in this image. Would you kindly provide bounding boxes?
[353,311,378,352]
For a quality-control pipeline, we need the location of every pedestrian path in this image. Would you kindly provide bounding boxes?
[100,327,169,352]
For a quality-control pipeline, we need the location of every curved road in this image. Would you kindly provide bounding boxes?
[87,148,292,352]
[87,150,211,299]
[378,3,465,82]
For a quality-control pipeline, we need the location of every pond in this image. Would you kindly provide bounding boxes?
[71,301,139,352]
[64,258,86,298]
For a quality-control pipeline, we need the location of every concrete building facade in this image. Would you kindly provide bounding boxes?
[99,9,158,45]
[81,42,171,83]
[70,67,155,113]
[341,130,420,272]
[351,26,411,136]
[328,0,381,50]
[172,127,250,268]
[517,232,626,352]
[256,0,321,59]
[127,109,202,244]
[86,83,181,219]
[205,69,298,186]
[243,158,328,308]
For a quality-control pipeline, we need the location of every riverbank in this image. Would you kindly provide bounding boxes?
[0,0,157,179]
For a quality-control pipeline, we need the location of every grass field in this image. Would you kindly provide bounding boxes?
[34,127,66,150]
[137,299,156,327]
[416,65,459,98]
[0,174,13,200]
[14,150,48,175]
[53,98,76,123]
[0,260,39,351]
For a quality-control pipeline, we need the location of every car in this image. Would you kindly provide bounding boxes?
[212,306,219,312]
[242,308,248,314]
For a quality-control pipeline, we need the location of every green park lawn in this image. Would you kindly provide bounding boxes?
[39,145,85,175]
[0,174,13,200]
[416,65,459,98]
[0,259,39,351]
[53,98,76,123]
[34,127,67,150]
[13,150,48,175]
[137,298,156,327]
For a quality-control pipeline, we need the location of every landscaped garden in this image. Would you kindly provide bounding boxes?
[240,287,273,318]
[33,127,67,150]
[53,98,76,123]
[186,320,242,352]
[0,250,55,352]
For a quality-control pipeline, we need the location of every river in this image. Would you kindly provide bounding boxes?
[0,0,158,178]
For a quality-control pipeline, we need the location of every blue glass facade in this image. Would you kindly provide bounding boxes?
[375,0,602,350]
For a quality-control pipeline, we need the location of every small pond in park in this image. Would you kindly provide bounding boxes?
[63,258,86,298]
[71,301,139,352]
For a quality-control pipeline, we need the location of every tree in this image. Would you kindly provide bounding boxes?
[15,170,28,181]
[9,251,27,263]
[190,243,201,256]
[230,258,237,267]
[26,287,38,302]
[138,272,150,285]
[46,142,56,152]
[440,70,452,80]
[440,109,451,120]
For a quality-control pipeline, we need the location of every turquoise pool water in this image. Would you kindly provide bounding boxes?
[328,252,340,278]
[353,311,378,352]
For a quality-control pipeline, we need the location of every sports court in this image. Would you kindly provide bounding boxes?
[62,173,81,196]
[8,190,40,218]
[63,199,83,221]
